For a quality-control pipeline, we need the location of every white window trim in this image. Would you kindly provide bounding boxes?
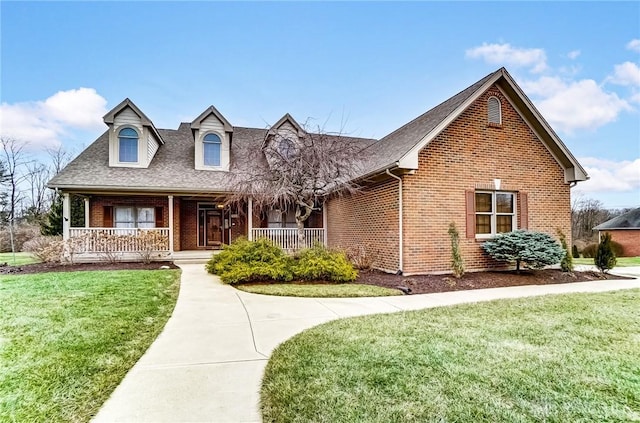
[197,130,229,171]
[114,206,155,228]
[116,126,141,165]
[475,190,516,239]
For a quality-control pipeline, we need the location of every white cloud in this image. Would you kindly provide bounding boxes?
[609,61,640,86]
[627,39,640,53]
[531,78,630,132]
[0,88,107,149]
[575,157,640,194]
[567,50,581,60]
[465,43,547,73]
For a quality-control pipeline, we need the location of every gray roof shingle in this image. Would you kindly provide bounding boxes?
[594,208,640,230]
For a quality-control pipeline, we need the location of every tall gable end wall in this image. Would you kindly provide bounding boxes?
[401,86,571,274]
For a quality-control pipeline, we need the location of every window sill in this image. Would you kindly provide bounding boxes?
[487,122,502,128]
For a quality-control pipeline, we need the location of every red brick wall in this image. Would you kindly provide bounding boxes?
[603,230,640,257]
[401,86,571,273]
[180,200,198,250]
[327,179,400,273]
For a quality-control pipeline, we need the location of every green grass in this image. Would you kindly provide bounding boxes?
[262,289,640,423]
[575,256,640,266]
[236,283,403,297]
[0,269,181,422]
[0,251,39,266]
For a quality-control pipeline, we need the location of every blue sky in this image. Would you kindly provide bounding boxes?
[1,1,639,209]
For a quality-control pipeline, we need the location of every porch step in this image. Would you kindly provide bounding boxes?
[171,250,218,265]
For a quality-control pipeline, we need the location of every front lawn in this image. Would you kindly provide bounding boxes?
[262,289,640,422]
[0,251,39,266]
[236,283,402,297]
[0,269,181,422]
[575,256,640,267]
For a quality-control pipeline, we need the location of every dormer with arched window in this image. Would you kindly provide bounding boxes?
[191,106,233,171]
[103,98,164,168]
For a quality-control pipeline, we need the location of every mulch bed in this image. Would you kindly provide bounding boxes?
[356,268,632,295]
[0,261,179,275]
[0,261,632,295]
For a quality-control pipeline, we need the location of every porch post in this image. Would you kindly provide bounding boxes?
[322,204,328,246]
[62,193,70,241]
[168,195,174,252]
[84,198,90,228]
[247,197,253,241]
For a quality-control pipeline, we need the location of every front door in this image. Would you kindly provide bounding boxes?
[198,206,222,248]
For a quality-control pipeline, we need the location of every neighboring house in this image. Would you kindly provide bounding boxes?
[594,208,640,257]
[48,67,588,274]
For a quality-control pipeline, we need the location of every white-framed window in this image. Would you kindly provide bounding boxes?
[475,191,515,237]
[277,137,296,160]
[118,127,139,163]
[267,209,297,228]
[114,206,155,228]
[488,96,502,125]
[203,133,222,167]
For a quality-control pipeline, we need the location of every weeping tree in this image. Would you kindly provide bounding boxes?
[228,120,366,247]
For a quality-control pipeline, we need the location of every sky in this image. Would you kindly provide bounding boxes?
[1,1,639,209]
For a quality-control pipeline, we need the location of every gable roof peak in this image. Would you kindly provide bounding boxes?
[102,98,163,143]
[190,105,233,132]
[267,113,305,137]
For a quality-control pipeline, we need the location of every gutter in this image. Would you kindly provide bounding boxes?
[385,168,403,275]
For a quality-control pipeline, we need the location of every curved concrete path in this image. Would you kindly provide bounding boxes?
[93,264,640,423]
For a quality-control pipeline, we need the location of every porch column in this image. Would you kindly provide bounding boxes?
[84,198,90,228]
[322,204,328,246]
[168,195,174,252]
[247,197,253,241]
[62,193,70,241]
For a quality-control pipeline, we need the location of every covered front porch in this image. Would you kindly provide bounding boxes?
[61,193,327,260]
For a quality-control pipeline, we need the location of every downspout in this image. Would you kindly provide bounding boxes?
[386,169,403,274]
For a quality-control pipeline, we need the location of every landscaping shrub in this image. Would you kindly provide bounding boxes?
[0,224,40,253]
[448,222,464,278]
[556,229,573,273]
[482,230,564,273]
[572,244,580,259]
[595,233,617,273]
[293,244,357,283]
[583,240,623,258]
[582,243,597,258]
[344,243,378,270]
[206,238,294,284]
[22,236,64,263]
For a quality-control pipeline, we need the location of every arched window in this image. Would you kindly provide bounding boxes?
[203,133,222,167]
[278,137,295,160]
[488,96,501,125]
[118,128,138,162]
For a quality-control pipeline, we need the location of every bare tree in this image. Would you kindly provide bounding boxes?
[571,195,612,241]
[0,138,31,227]
[23,162,51,222]
[229,123,364,246]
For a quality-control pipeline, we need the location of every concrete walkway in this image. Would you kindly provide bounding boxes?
[93,264,640,423]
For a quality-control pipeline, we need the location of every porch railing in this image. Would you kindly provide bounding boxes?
[68,227,170,253]
[251,228,325,251]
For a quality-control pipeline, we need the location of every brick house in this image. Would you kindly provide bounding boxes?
[48,67,588,273]
[594,208,640,257]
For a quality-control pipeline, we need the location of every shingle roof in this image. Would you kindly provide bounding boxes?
[48,124,376,193]
[594,208,640,230]
[358,69,500,175]
[49,67,588,192]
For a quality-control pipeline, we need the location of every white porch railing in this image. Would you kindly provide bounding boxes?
[251,228,325,251]
[68,227,170,253]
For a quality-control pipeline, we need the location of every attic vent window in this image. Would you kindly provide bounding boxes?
[488,96,502,125]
